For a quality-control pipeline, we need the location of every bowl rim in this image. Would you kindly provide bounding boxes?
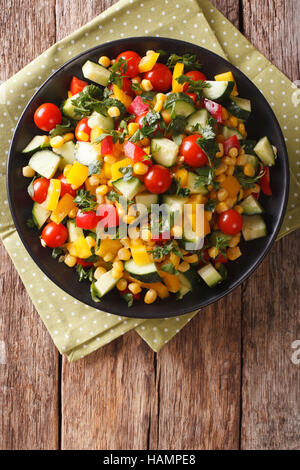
[6,36,290,318]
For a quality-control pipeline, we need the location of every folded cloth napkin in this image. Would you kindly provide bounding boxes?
[0,0,299,361]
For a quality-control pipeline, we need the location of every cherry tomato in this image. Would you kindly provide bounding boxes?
[108,77,135,97]
[144,63,172,92]
[115,51,141,78]
[179,135,209,167]
[76,211,101,230]
[34,103,62,132]
[183,70,207,92]
[97,204,119,228]
[32,177,50,203]
[144,165,172,194]
[75,117,91,141]
[218,209,243,236]
[41,222,68,248]
[77,258,94,268]
[57,174,77,198]
[70,76,88,95]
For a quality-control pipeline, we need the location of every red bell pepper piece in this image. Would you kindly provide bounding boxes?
[204,98,223,123]
[123,141,152,165]
[70,76,88,95]
[223,135,241,155]
[259,165,272,196]
[128,96,150,117]
[77,258,94,268]
[214,254,228,264]
[100,135,114,155]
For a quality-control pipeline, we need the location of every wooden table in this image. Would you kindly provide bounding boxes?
[1,0,299,450]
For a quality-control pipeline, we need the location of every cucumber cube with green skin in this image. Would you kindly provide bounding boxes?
[28,150,61,179]
[185,109,210,133]
[198,263,223,287]
[203,81,234,102]
[124,260,162,283]
[113,177,143,200]
[135,193,159,210]
[32,202,51,229]
[82,60,111,87]
[151,138,179,167]
[62,93,82,120]
[221,125,243,140]
[53,141,76,170]
[164,92,195,117]
[87,112,114,131]
[67,220,84,242]
[22,135,50,154]
[242,215,267,241]
[93,270,118,298]
[240,195,264,215]
[186,172,209,195]
[254,136,276,166]
[225,97,252,121]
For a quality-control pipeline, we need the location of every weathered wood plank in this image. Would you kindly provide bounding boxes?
[61,331,155,450]
[241,0,300,450]
[210,0,241,28]
[0,0,59,450]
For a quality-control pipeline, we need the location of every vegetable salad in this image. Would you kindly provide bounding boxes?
[21,49,276,307]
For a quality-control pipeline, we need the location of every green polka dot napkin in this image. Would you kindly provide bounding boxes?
[0,0,299,361]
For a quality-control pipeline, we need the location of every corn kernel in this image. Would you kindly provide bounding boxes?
[227,246,242,261]
[113,260,124,271]
[98,55,111,67]
[210,189,218,200]
[183,254,198,263]
[208,246,219,259]
[215,163,228,176]
[239,148,245,156]
[171,226,183,238]
[86,236,96,249]
[89,175,100,186]
[77,130,89,142]
[50,135,64,148]
[112,268,123,280]
[22,166,35,178]
[238,122,246,136]
[226,165,235,176]
[144,288,157,304]
[146,49,156,56]
[94,266,107,280]
[228,147,239,158]
[216,202,229,213]
[123,215,136,224]
[217,188,229,202]
[216,143,224,158]
[225,197,236,208]
[117,278,128,291]
[118,248,131,261]
[133,162,148,175]
[141,228,152,242]
[96,185,108,196]
[223,156,236,166]
[177,261,190,273]
[64,254,77,268]
[128,282,142,295]
[141,79,153,91]
[103,155,117,164]
[128,122,139,136]
[63,164,73,177]
[228,116,238,128]
[63,133,74,143]
[68,207,78,218]
[244,163,255,177]
[216,174,226,183]
[237,155,247,166]
[132,75,141,84]
[153,93,167,112]
[229,233,241,248]
[107,106,120,118]
[103,252,114,262]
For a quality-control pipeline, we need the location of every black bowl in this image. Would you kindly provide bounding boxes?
[7,37,289,319]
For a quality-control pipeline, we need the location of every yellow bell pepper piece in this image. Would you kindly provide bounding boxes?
[71,236,92,259]
[214,71,238,96]
[221,175,241,198]
[141,282,169,299]
[169,252,180,269]
[112,84,132,110]
[95,238,123,258]
[41,179,61,211]
[175,168,188,187]
[159,269,180,293]
[111,158,132,180]
[172,62,185,93]
[66,162,89,189]
[50,193,76,224]
[131,243,151,266]
[138,52,160,73]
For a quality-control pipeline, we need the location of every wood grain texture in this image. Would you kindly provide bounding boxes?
[0,0,59,450]
[210,0,240,28]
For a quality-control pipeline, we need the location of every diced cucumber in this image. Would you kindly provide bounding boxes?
[93,269,118,298]
[178,267,199,291]
[185,109,210,133]
[242,215,267,241]
[124,259,161,283]
[187,172,209,195]
[150,138,179,167]
[113,176,143,200]
[67,220,84,242]
[53,141,76,170]
[28,150,61,179]
[75,142,99,168]
[225,97,251,121]
[82,60,111,87]
[177,283,191,299]
[165,92,195,117]
[135,193,159,210]
[198,263,223,287]
[203,81,234,102]
[87,111,114,130]
[254,136,275,166]
[22,135,50,154]
[240,195,264,215]
[221,125,243,140]
[181,227,203,251]
[32,202,51,229]
[162,195,189,215]
[62,92,83,120]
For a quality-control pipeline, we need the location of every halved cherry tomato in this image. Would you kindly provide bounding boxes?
[183,70,207,92]
[218,209,243,236]
[144,165,172,194]
[32,177,50,204]
[77,258,94,268]
[75,117,92,142]
[123,140,152,165]
[76,211,101,230]
[144,63,172,92]
[70,76,88,95]
[128,95,150,116]
[100,135,114,155]
[204,99,223,123]
[223,135,241,155]
[259,166,272,196]
[41,222,68,248]
[97,204,119,228]
[57,174,77,198]
[179,134,209,167]
[34,103,62,132]
[115,51,141,78]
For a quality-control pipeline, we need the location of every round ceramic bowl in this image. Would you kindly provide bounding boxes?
[7,37,289,318]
